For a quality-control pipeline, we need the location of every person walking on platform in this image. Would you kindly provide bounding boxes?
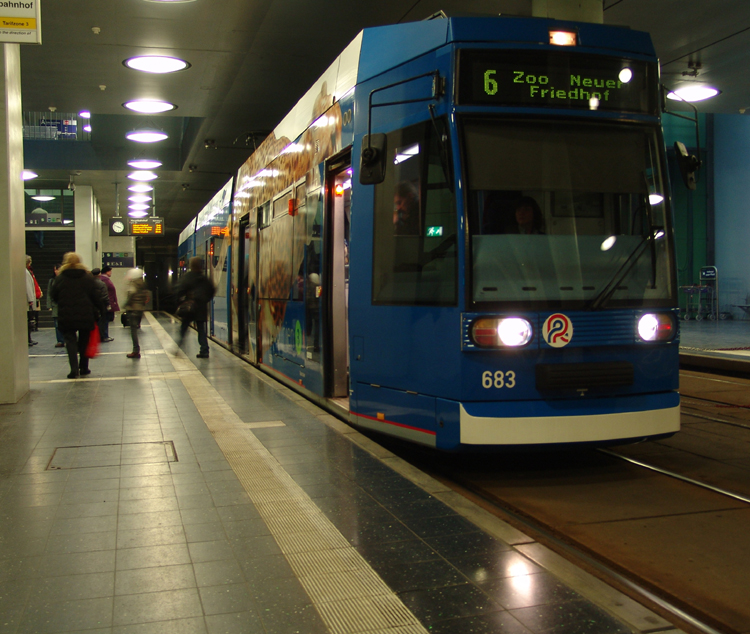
[123,269,148,359]
[92,268,114,343]
[26,255,42,336]
[100,265,119,341]
[50,253,105,379]
[46,263,65,348]
[175,257,215,359]
[25,262,37,347]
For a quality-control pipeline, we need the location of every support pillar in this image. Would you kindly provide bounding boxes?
[0,43,29,403]
[74,185,102,269]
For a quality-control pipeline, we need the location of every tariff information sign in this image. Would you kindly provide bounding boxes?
[102,252,135,268]
[0,0,42,44]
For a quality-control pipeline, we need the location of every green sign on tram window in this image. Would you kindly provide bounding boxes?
[457,49,658,115]
[426,226,444,237]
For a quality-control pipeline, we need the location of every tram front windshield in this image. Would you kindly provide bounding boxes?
[464,119,675,310]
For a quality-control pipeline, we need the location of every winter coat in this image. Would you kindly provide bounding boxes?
[50,268,105,332]
[174,271,215,321]
[101,275,120,312]
[124,279,148,314]
[93,278,109,316]
[46,277,58,318]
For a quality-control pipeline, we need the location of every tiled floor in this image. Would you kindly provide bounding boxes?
[0,314,678,634]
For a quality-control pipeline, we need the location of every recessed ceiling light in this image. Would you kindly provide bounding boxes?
[126,130,168,143]
[22,170,38,180]
[123,55,190,74]
[128,210,150,218]
[129,204,150,211]
[123,100,177,114]
[83,125,92,133]
[79,111,91,119]
[127,159,162,169]
[129,195,152,203]
[128,184,154,192]
[128,171,158,181]
[667,86,721,102]
[31,195,55,201]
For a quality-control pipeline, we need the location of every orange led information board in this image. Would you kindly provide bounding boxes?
[129,217,164,236]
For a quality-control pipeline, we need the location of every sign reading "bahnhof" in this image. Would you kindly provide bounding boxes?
[0,0,42,44]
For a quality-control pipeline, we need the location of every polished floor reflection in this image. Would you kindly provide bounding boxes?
[0,314,673,634]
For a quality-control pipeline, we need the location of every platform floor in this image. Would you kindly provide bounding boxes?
[0,313,680,634]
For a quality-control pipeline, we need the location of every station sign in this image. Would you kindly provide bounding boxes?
[102,252,135,268]
[0,0,42,44]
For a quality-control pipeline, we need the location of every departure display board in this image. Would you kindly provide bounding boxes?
[457,50,658,115]
[129,217,164,236]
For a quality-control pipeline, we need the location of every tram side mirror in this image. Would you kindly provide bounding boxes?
[674,141,700,190]
[359,134,387,185]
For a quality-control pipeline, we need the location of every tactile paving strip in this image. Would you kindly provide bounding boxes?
[147,314,429,634]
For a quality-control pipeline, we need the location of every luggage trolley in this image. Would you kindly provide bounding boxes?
[680,266,719,320]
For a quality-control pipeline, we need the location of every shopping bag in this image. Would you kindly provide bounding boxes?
[86,324,100,358]
[175,300,195,320]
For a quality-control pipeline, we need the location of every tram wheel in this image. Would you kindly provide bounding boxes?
[695,314,703,321]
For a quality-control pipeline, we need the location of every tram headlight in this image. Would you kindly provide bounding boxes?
[471,317,533,348]
[637,313,675,342]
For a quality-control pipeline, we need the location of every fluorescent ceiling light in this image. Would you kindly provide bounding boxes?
[22,170,38,180]
[128,184,153,192]
[79,111,91,119]
[129,195,152,203]
[123,100,177,114]
[667,86,721,102]
[32,195,55,201]
[128,171,158,181]
[128,159,162,169]
[126,130,168,143]
[128,210,149,218]
[129,203,150,211]
[124,55,190,74]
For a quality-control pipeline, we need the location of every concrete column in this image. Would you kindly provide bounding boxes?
[532,0,603,23]
[0,44,29,403]
[101,230,136,315]
[74,185,102,269]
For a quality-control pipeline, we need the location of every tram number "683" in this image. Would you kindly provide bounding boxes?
[482,371,516,389]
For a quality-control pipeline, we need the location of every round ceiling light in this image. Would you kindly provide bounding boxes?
[126,130,168,143]
[79,111,91,119]
[129,204,150,211]
[31,195,55,201]
[128,183,154,192]
[128,159,162,169]
[83,125,92,133]
[128,171,158,181]
[128,210,150,218]
[123,100,177,114]
[129,195,152,203]
[22,170,38,180]
[667,85,721,102]
[143,0,197,3]
[123,55,190,74]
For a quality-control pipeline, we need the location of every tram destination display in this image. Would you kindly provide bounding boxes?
[457,50,658,115]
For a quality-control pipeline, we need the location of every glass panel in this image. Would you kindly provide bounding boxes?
[465,119,674,309]
[372,120,457,305]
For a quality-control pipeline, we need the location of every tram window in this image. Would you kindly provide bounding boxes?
[464,119,675,308]
[372,120,457,306]
[259,201,272,229]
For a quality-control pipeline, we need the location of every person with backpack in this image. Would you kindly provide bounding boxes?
[174,257,215,358]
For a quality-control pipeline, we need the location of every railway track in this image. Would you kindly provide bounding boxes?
[378,369,750,634]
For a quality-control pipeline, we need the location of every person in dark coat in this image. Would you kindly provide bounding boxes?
[100,265,120,338]
[46,264,65,347]
[174,257,215,358]
[50,252,107,379]
[92,268,113,343]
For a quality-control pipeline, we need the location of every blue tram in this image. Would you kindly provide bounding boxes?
[180,15,680,450]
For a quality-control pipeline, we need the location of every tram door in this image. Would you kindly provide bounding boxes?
[238,213,259,361]
[325,155,351,399]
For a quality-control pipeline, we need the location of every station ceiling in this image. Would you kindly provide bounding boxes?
[19,0,750,239]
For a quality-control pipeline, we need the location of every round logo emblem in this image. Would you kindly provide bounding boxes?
[543,314,573,348]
